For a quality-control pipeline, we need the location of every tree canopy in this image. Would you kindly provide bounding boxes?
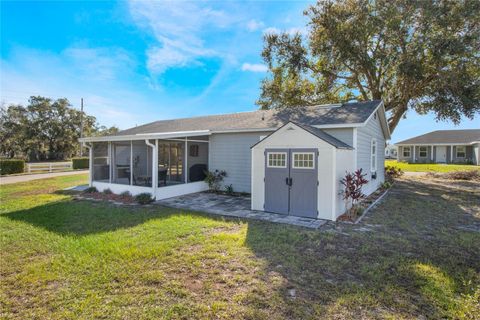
[0,96,119,161]
[257,0,480,132]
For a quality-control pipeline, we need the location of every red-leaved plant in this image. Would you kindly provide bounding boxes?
[340,169,369,218]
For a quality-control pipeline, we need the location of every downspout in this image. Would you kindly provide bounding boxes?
[84,143,93,187]
[145,139,157,199]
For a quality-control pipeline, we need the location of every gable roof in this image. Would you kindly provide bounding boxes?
[251,121,353,149]
[294,122,353,149]
[395,129,480,145]
[114,100,383,136]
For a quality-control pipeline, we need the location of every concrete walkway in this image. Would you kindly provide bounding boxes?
[0,170,88,185]
[158,192,327,229]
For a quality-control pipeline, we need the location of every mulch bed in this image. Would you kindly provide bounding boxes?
[337,186,390,223]
[78,192,137,205]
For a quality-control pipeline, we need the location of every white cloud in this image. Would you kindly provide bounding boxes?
[241,63,268,72]
[0,46,157,129]
[63,46,135,81]
[128,1,234,74]
[263,27,280,35]
[246,19,264,32]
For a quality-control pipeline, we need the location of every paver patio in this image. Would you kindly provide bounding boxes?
[157,192,327,229]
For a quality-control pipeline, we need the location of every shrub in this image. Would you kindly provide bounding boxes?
[204,170,227,192]
[120,191,131,197]
[0,159,25,175]
[135,193,153,204]
[225,184,234,195]
[385,165,403,181]
[72,157,89,169]
[381,181,392,189]
[340,169,369,218]
[83,186,98,193]
[103,188,113,195]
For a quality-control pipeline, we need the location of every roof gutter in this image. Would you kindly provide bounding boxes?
[79,130,211,143]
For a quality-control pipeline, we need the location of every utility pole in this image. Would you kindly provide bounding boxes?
[79,98,84,156]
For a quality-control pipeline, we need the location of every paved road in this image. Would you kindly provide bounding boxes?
[0,170,88,185]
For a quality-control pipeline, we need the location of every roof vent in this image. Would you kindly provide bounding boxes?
[312,103,342,108]
[261,113,265,121]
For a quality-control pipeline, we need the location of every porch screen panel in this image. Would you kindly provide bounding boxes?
[113,141,131,185]
[132,141,152,187]
[158,141,184,186]
[92,142,109,182]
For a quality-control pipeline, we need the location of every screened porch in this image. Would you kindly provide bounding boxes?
[86,134,210,199]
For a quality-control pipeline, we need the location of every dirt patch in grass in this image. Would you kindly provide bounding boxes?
[81,192,136,204]
[1,173,479,319]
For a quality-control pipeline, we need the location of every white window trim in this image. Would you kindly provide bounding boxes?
[419,146,428,158]
[456,146,466,158]
[267,152,287,168]
[371,138,377,172]
[403,146,411,157]
[292,152,315,169]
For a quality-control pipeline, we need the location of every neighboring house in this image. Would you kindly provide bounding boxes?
[79,100,390,221]
[385,144,398,159]
[395,130,480,165]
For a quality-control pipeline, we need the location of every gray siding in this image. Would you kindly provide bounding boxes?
[356,112,385,195]
[322,128,354,146]
[209,132,264,193]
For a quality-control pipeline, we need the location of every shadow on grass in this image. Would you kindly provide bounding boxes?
[3,178,479,318]
[4,199,182,236]
[243,178,480,318]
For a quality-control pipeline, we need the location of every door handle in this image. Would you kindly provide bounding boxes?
[285,177,289,185]
[289,177,293,186]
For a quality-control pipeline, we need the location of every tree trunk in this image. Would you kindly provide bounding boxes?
[387,104,408,133]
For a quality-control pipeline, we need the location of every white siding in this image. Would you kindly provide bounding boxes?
[474,143,479,165]
[209,132,265,193]
[335,149,355,218]
[323,128,354,146]
[356,112,385,195]
[251,123,336,219]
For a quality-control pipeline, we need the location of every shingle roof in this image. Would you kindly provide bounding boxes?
[396,129,480,145]
[294,122,353,149]
[114,100,382,136]
[250,121,354,149]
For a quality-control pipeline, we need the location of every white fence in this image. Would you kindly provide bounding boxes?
[27,162,72,173]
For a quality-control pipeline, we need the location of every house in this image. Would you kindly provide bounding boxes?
[385,144,398,159]
[79,100,390,221]
[395,130,480,165]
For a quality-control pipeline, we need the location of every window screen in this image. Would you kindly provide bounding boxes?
[419,146,427,157]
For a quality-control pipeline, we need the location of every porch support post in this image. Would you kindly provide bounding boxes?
[412,145,415,163]
[108,142,112,183]
[451,145,454,163]
[145,139,158,199]
[185,137,188,183]
[431,145,434,162]
[85,143,93,187]
[130,141,133,185]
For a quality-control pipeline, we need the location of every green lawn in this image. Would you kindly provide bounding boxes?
[1,174,479,319]
[385,160,480,172]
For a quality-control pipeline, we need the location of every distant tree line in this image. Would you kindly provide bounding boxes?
[0,96,119,161]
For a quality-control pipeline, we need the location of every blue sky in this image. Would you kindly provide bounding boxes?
[1,0,477,143]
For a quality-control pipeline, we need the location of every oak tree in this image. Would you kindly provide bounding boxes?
[258,0,480,132]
